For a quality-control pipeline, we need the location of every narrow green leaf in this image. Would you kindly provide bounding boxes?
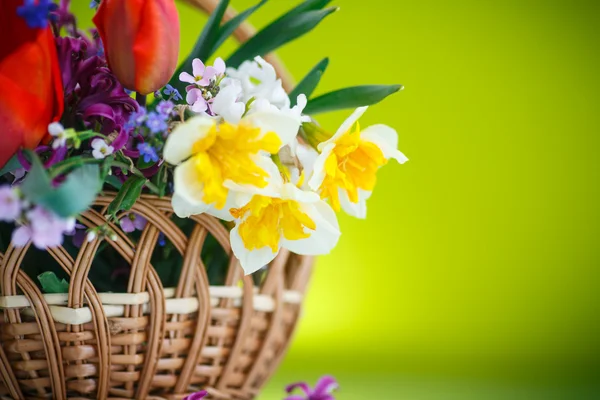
[38,272,69,294]
[304,84,403,115]
[210,0,269,57]
[289,57,329,106]
[106,176,146,216]
[269,0,332,26]
[20,151,53,203]
[105,175,123,190]
[227,7,338,68]
[169,0,230,94]
[0,155,23,176]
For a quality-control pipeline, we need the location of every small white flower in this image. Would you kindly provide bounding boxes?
[48,122,67,149]
[212,78,245,123]
[91,138,114,159]
[86,231,97,242]
[227,56,289,109]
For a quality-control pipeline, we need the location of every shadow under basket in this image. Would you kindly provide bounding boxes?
[0,194,314,399]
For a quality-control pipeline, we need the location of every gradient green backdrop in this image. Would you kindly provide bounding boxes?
[74,1,600,398]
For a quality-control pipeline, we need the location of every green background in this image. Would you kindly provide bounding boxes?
[74,0,600,398]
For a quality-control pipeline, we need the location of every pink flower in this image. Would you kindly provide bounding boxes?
[183,390,207,400]
[0,186,22,222]
[285,376,339,400]
[186,88,209,113]
[179,58,225,87]
[120,213,147,233]
[12,206,76,249]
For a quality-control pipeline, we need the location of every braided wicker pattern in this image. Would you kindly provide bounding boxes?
[0,195,313,399]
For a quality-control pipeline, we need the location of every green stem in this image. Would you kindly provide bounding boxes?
[136,92,147,108]
[111,161,160,193]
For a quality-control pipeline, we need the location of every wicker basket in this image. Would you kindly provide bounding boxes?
[0,2,313,399]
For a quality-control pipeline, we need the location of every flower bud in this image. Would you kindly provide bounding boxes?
[93,0,180,95]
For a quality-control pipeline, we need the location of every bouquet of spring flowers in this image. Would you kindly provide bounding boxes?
[0,0,407,286]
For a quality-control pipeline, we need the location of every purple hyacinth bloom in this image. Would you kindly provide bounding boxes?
[56,37,139,147]
[145,112,168,134]
[120,213,147,233]
[183,390,207,400]
[156,100,175,117]
[137,143,159,164]
[285,376,339,400]
[17,0,58,29]
[0,186,22,222]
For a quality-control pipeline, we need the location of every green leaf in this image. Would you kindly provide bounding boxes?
[38,272,69,294]
[169,0,230,95]
[22,161,102,218]
[289,57,329,106]
[227,6,338,68]
[210,0,269,56]
[269,0,332,25]
[105,175,123,190]
[106,176,146,217]
[0,155,23,176]
[304,84,403,115]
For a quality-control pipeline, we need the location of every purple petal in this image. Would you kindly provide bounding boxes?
[133,215,147,230]
[286,382,312,396]
[12,226,32,247]
[120,217,135,233]
[111,129,129,151]
[192,58,205,77]
[179,71,196,84]
[283,396,307,400]
[213,57,225,74]
[203,66,217,81]
[313,376,339,396]
[191,100,208,113]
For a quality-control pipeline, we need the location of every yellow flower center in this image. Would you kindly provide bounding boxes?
[190,122,281,209]
[319,123,386,211]
[231,196,316,252]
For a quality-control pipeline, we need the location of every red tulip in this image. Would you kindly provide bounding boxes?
[93,0,180,95]
[0,0,64,168]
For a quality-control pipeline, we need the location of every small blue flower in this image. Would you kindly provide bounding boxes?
[137,143,159,164]
[17,0,58,29]
[158,233,166,247]
[125,88,133,95]
[164,84,183,101]
[125,108,146,131]
[145,112,168,134]
[89,0,99,9]
[156,100,175,117]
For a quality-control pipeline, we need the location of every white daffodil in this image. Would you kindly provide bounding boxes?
[226,56,289,109]
[163,110,302,220]
[228,162,340,275]
[307,106,408,219]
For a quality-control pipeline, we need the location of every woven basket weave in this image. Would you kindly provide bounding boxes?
[0,2,313,399]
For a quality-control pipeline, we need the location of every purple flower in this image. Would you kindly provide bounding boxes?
[186,89,209,113]
[0,186,22,222]
[164,84,183,101]
[285,376,339,400]
[145,112,168,134]
[137,143,159,164]
[158,233,166,247]
[180,58,225,87]
[56,37,139,144]
[13,206,76,250]
[17,0,58,29]
[156,100,175,117]
[120,213,147,233]
[183,390,207,400]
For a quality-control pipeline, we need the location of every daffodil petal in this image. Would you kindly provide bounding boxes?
[223,155,283,197]
[231,224,279,275]
[281,200,340,255]
[318,106,368,151]
[338,188,371,219]
[205,191,248,221]
[242,110,300,148]
[164,116,215,164]
[308,142,335,191]
[360,124,409,163]
[280,183,321,204]
[171,192,210,218]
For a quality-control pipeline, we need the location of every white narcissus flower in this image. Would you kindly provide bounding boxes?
[226,56,289,109]
[308,106,408,219]
[163,110,302,220]
[227,162,340,275]
[91,138,114,159]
